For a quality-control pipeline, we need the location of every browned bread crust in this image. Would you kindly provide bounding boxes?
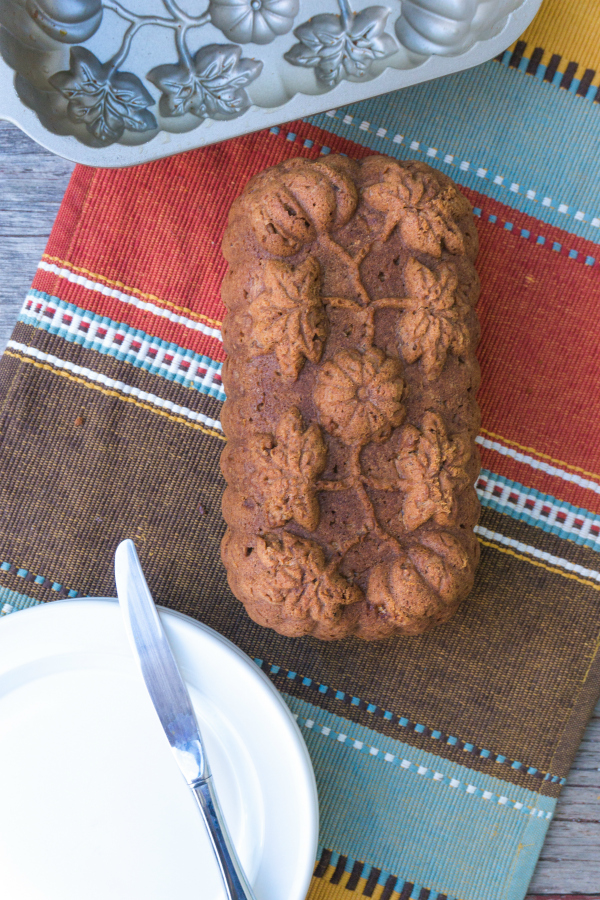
[220,154,481,640]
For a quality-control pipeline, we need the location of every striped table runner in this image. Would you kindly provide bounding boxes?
[1,1,600,898]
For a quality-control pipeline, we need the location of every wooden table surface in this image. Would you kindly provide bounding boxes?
[0,120,598,898]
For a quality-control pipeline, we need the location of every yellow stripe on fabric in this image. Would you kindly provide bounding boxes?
[307,870,405,900]
[3,351,225,442]
[478,538,600,591]
[507,0,600,79]
[480,428,600,482]
[41,254,223,329]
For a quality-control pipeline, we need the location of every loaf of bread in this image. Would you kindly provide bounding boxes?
[220,154,481,640]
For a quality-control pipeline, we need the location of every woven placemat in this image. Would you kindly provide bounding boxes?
[1,2,600,898]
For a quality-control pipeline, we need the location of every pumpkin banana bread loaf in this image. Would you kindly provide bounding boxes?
[220,154,481,640]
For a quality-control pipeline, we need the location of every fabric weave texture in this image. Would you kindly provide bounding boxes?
[1,1,599,898]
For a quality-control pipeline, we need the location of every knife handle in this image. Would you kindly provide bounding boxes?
[191,776,258,900]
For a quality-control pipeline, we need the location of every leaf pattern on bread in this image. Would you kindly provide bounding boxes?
[248,257,328,379]
[249,408,327,530]
[362,156,469,256]
[395,412,471,531]
[221,154,480,639]
[398,257,470,380]
[254,532,362,622]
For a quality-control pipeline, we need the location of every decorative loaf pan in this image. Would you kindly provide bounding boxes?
[0,0,541,166]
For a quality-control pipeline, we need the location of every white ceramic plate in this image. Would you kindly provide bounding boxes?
[0,598,318,900]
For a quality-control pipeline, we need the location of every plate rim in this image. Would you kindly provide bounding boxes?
[0,596,319,900]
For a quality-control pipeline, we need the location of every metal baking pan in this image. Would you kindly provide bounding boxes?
[0,0,542,165]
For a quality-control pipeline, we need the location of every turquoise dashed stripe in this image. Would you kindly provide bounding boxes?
[285,695,556,900]
[471,208,596,265]
[0,558,79,598]
[0,584,41,616]
[308,59,600,243]
[20,290,226,402]
[254,659,566,786]
[295,713,553,820]
[269,127,598,268]
[477,468,600,551]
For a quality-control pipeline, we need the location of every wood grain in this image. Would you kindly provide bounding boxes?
[0,119,599,896]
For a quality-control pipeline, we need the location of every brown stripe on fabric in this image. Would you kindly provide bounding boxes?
[508,40,526,68]
[576,67,596,96]
[308,865,424,900]
[380,875,399,900]
[216,522,600,784]
[363,867,381,896]
[560,60,578,89]
[526,47,545,75]
[544,53,561,81]
[551,628,600,778]
[0,351,228,604]
[480,506,600,580]
[330,856,348,885]
[268,678,561,797]
[9,322,224,428]
[345,860,364,891]
[0,349,599,785]
[2,348,222,443]
[0,570,78,605]
[314,849,333,878]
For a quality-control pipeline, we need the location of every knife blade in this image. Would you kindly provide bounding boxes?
[114,539,257,900]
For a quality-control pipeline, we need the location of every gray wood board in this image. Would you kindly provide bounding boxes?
[0,120,598,896]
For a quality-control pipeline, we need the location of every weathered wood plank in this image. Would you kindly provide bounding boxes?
[552,785,600,823]
[0,122,73,352]
[0,235,46,345]
[0,121,74,236]
[2,119,600,896]
[529,821,600,892]
[528,707,600,893]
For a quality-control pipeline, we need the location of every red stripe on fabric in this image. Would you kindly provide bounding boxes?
[459,190,599,264]
[478,447,600,517]
[42,121,374,332]
[40,120,600,489]
[475,222,600,488]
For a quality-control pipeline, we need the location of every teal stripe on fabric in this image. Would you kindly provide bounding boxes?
[283,694,555,900]
[0,586,41,615]
[20,290,226,401]
[308,60,600,242]
[477,468,600,551]
[256,658,565,785]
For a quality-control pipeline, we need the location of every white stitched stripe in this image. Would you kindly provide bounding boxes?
[21,293,225,399]
[295,716,554,820]
[37,261,223,342]
[476,435,600,496]
[6,341,223,432]
[323,113,598,228]
[476,471,600,548]
[475,525,600,583]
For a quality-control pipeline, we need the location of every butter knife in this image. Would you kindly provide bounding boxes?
[114,539,257,900]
